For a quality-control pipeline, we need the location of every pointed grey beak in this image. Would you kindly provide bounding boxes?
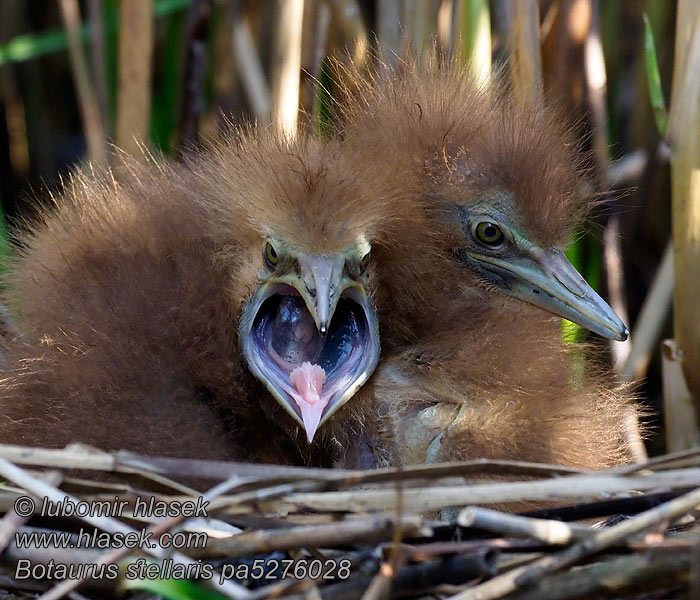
[473,247,629,341]
[296,254,345,334]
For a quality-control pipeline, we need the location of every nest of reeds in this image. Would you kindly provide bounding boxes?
[0,443,698,600]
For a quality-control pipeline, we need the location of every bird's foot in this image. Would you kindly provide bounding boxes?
[424,401,471,464]
[425,431,445,464]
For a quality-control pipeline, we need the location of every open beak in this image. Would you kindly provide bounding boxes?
[239,254,380,443]
[473,247,629,341]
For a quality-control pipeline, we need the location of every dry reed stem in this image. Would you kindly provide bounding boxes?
[0,444,116,472]
[59,0,108,167]
[507,0,543,107]
[329,0,369,67]
[309,0,331,125]
[0,471,62,554]
[621,241,674,383]
[668,2,700,405]
[601,446,700,475]
[232,17,272,124]
[262,469,700,515]
[270,0,304,137]
[0,443,582,484]
[115,0,154,158]
[87,0,109,132]
[583,1,610,176]
[377,0,401,68]
[400,0,438,64]
[437,0,453,55]
[583,3,632,376]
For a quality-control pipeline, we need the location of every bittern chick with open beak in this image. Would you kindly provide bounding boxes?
[193,132,386,447]
[0,129,385,463]
[335,59,639,470]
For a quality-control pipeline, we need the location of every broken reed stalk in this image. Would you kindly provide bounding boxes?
[667,0,700,412]
[189,516,431,559]
[115,0,154,158]
[662,339,699,451]
[457,507,591,545]
[58,0,108,167]
[270,0,304,137]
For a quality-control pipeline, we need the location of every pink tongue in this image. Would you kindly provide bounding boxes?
[290,362,328,443]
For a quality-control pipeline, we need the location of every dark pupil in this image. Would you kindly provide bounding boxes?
[268,245,276,258]
[484,225,497,238]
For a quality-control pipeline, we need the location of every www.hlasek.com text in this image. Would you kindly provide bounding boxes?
[15,527,207,551]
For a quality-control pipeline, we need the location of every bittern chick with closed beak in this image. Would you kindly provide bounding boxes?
[336,60,639,471]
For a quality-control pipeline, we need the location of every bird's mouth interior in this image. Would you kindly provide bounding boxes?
[242,284,379,441]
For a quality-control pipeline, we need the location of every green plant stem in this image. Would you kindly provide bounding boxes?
[0,0,191,66]
[643,12,669,136]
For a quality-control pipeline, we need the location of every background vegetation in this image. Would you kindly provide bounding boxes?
[0,0,697,457]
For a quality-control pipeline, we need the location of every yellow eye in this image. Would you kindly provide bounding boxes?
[359,251,371,273]
[264,241,278,267]
[474,222,504,246]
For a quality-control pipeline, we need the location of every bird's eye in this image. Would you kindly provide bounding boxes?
[474,222,504,246]
[359,251,371,273]
[264,241,278,267]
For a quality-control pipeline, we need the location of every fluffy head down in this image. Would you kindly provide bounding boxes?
[189,128,421,256]
[337,57,591,248]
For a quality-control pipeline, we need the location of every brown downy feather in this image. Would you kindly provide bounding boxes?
[0,152,281,461]
[333,57,642,471]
